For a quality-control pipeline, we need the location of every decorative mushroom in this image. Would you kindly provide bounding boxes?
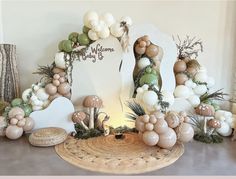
[102,115,110,136]
[195,103,215,134]
[72,111,89,130]
[83,95,103,129]
[207,119,221,135]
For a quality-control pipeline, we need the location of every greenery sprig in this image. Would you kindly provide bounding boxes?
[125,100,146,120]
[200,88,228,103]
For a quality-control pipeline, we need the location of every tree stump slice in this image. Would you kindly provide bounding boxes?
[0,44,20,102]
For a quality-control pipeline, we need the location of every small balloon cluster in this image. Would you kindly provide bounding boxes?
[133,35,174,112]
[135,111,194,149]
[0,98,34,140]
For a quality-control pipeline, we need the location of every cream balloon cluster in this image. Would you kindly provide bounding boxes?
[83,11,132,40]
[22,83,50,111]
[0,107,34,140]
[135,84,175,113]
[215,110,234,136]
[174,66,215,107]
[136,111,194,148]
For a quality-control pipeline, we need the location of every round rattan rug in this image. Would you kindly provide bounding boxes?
[55,133,184,174]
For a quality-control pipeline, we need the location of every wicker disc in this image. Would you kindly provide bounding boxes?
[29,127,67,147]
[55,133,184,174]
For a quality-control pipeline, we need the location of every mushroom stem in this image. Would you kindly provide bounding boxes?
[80,121,89,130]
[204,117,207,134]
[89,107,95,129]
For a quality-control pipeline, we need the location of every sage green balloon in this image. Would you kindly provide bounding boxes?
[22,105,33,117]
[145,67,152,73]
[78,33,90,46]
[68,32,79,43]
[11,98,23,107]
[139,73,158,86]
[62,40,73,53]
[82,26,90,34]
[58,40,66,51]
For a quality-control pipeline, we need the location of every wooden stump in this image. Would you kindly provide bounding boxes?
[0,44,20,102]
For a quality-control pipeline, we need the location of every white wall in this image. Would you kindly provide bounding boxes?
[1,1,236,103]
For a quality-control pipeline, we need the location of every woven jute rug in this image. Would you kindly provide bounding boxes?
[55,133,184,174]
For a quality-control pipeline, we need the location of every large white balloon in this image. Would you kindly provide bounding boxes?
[193,85,207,95]
[207,77,215,88]
[98,26,110,39]
[88,30,99,41]
[187,95,200,107]
[142,91,158,106]
[138,57,151,69]
[216,121,232,136]
[174,85,191,98]
[83,11,99,28]
[162,90,175,106]
[120,16,133,26]
[100,13,115,27]
[36,88,49,101]
[194,72,208,83]
[110,23,124,38]
[22,88,32,102]
[55,52,66,69]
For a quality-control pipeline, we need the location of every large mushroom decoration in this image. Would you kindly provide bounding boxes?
[72,111,88,130]
[83,95,103,129]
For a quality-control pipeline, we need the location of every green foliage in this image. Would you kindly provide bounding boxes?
[74,123,103,139]
[126,100,146,120]
[110,126,138,134]
[200,88,228,103]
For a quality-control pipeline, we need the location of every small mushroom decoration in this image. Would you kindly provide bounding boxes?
[102,115,110,136]
[83,95,103,129]
[195,103,215,134]
[72,111,88,130]
[207,119,221,135]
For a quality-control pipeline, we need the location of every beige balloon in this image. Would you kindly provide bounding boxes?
[154,118,168,134]
[142,131,159,146]
[23,117,35,131]
[175,123,194,143]
[5,125,23,140]
[8,107,25,119]
[165,111,180,128]
[157,128,177,149]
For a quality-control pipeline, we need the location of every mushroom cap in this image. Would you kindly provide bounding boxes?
[207,119,221,128]
[83,95,103,108]
[72,111,86,123]
[195,103,215,116]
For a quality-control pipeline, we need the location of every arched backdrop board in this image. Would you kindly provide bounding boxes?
[71,24,177,127]
[120,24,177,113]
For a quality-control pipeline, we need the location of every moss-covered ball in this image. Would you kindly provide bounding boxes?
[68,32,79,43]
[82,26,90,34]
[11,98,23,107]
[78,33,90,46]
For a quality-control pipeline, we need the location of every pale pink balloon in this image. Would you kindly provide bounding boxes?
[5,125,23,140]
[157,128,177,149]
[154,118,168,134]
[23,117,35,131]
[175,123,194,143]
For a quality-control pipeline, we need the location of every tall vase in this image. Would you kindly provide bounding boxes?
[0,44,20,102]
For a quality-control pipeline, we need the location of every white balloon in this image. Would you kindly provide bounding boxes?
[83,11,99,28]
[216,121,232,136]
[110,23,124,38]
[136,87,144,94]
[32,99,43,106]
[55,52,66,69]
[36,88,49,101]
[207,77,215,88]
[33,85,40,91]
[191,82,197,88]
[142,84,149,91]
[120,16,132,26]
[90,19,99,28]
[22,88,32,102]
[174,85,191,98]
[100,13,115,27]
[98,26,110,39]
[88,30,99,41]
[161,90,175,106]
[142,91,158,106]
[193,85,207,95]
[187,95,200,107]
[32,105,43,111]
[30,95,37,101]
[194,72,208,83]
[185,79,194,88]
[138,57,151,69]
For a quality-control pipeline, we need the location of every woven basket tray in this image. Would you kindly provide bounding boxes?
[55,133,184,174]
[29,127,67,147]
